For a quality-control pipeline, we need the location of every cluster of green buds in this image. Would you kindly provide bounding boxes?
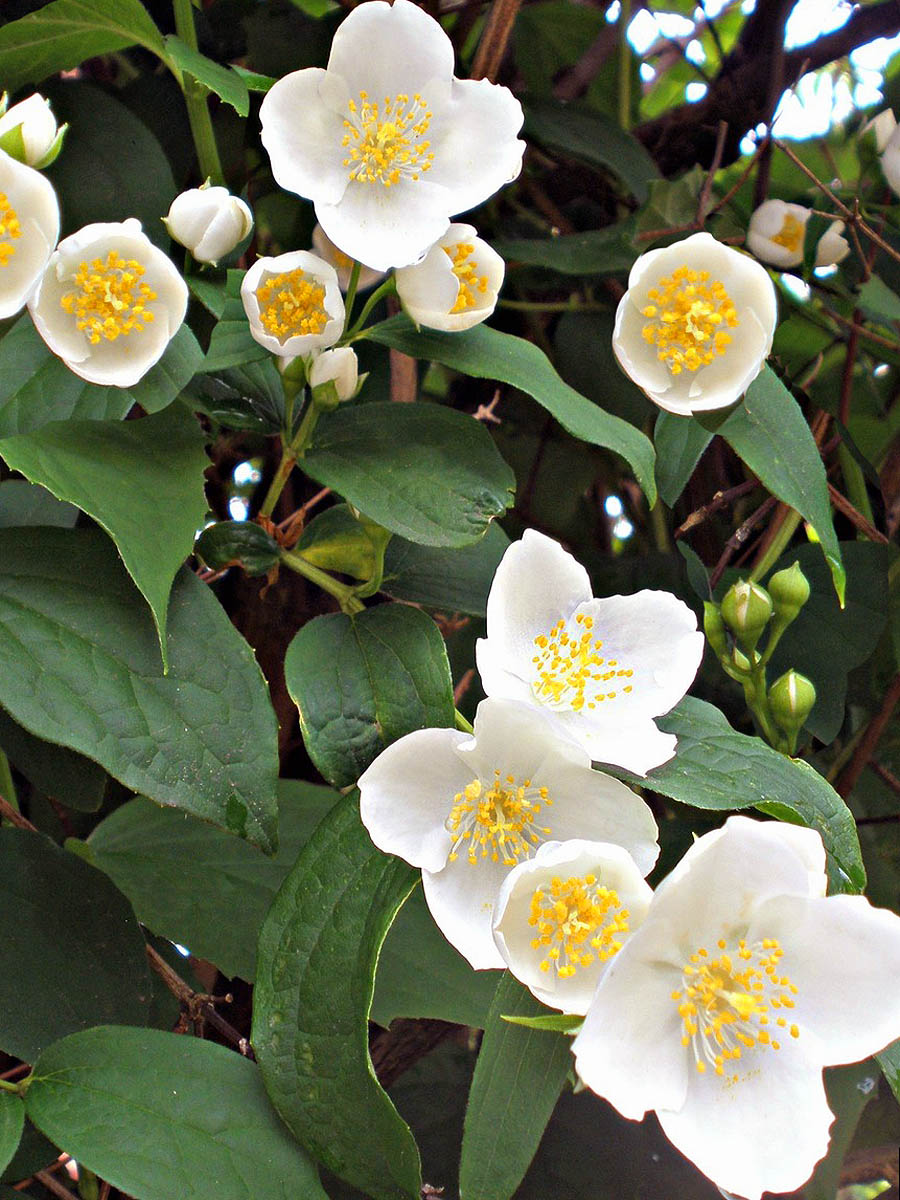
[703,562,816,755]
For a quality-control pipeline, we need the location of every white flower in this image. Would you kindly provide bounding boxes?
[612,231,777,415]
[572,815,900,1200]
[0,149,59,319]
[358,696,659,970]
[259,0,525,272]
[308,345,358,401]
[312,224,385,292]
[28,218,187,386]
[863,108,896,153]
[475,529,704,775]
[163,184,252,264]
[881,123,900,197]
[746,200,849,270]
[241,250,344,358]
[395,222,504,331]
[492,839,653,1014]
[0,94,62,168]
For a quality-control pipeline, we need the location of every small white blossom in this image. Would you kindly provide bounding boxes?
[260,0,525,271]
[28,218,188,386]
[862,108,896,153]
[572,816,900,1200]
[0,94,63,168]
[308,346,358,402]
[312,224,385,292]
[241,250,344,358]
[0,149,59,319]
[475,530,704,775]
[395,222,504,331]
[492,839,653,1014]
[881,123,900,197]
[163,184,252,264]
[746,200,848,270]
[612,231,777,415]
[358,697,659,970]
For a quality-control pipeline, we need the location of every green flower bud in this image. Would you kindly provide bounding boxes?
[768,669,816,733]
[768,561,811,627]
[720,580,773,652]
[703,601,729,660]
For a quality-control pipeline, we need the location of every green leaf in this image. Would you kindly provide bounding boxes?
[0,480,78,529]
[232,65,278,93]
[858,274,900,323]
[0,318,203,438]
[716,367,845,604]
[0,1118,57,1185]
[86,781,338,981]
[252,793,421,1200]
[0,0,165,93]
[0,708,106,813]
[523,98,660,202]
[459,974,572,1200]
[654,412,713,507]
[877,1037,900,1104]
[189,361,286,434]
[803,1062,879,1200]
[0,405,209,658]
[616,696,865,893]
[0,1094,24,1178]
[492,223,636,276]
[304,400,516,547]
[164,35,250,116]
[295,504,379,581]
[372,885,501,1029]
[195,520,282,577]
[364,317,656,505]
[0,528,279,853]
[25,1027,328,1200]
[284,603,455,788]
[501,1012,583,1034]
[204,271,269,372]
[381,523,510,617]
[0,828,150,1063]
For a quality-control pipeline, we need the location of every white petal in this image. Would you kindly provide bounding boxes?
[462,696,587,777]
[316,176,453,271]
[395,241,459,321]
[260,68,348,207]
[422,858,509,968]
[815,223,849,267]
[612,294,675,400]
[573,713,678,776]
[684,308,770,409]
[358,726,472,873]
[657,1045,833,1200]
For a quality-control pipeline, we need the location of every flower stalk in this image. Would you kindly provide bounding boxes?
[172,0,225,186]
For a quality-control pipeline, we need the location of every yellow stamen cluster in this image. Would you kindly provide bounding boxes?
[530,873,629,978]
[446,770,552,866]
[770,213,805,254]
[641,265,738,375]
[255,269,329,341]
[0,193,21,268]
[342,91,434,186]
[531,612,634,712]
[671,936,800,1082]
[445,241,488,313]
[60,251,156,344]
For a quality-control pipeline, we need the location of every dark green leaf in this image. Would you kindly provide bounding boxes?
[493,223,636,276]
[204,271,269,372]
[364,317,656,505]
[295,504,379,581]
[284,603,455,788]
[0,0,165,93]
[195,520,281,577]
[0,1118,57,1184]
[188,361,285,434]
[804,1062,879,1200]
[858,274,900,323]
[164,35,249,116]
[86,781,338,981]
[0,405,209,656]
[553,311,650,427]
[877,1038,900,1104]
[716,367,845,604]
[654,412,713,507]
[0,828,150,1063]
[26,1027,328,1200]
[459,974,572,1200]
[232,66,278,93]
[304,400,516,547]
[0,481,77,529]
[0,528,279,852]
[501,1012,582,1033]
[252,793,421,1200]
[0,1094,24,1178]
[0,708,106,813]
[381,523,510,617]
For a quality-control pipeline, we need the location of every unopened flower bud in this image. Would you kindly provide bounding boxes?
[720,580,773,652]
[163,184,253,264]
[703,601,729,661]
[0,93,65,168]
[768,561,811,627]
[308,346,358,408]
[768,669,816,734]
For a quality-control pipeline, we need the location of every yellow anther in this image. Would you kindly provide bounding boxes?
[531,613,633,712]
[528,873,629,978]
[443,241,489,312]
[446,769,551,866]
[770,212,805,254]
[255,268,329,342]
[343,91,435,186]
[0,193,21,267]
[60,250,156,344]
[641,264,738,375]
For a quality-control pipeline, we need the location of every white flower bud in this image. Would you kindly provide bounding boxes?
[0,94,62,168]
[882,124,900,198]
[747,200,848,270]
[395,223,505,332]
[308,346,358,403]
[163,185,253,264]
[862,108,896,153]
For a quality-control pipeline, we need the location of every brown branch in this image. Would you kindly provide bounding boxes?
[0,794,35,831]
[827,482,889,544]
[33,1171,79,1200]
[470,0,522,82]
[837,673,900,799]
[871,760,900,795]
[709,495,778,590]
[145,945,253,1058]
[674,479,757,539]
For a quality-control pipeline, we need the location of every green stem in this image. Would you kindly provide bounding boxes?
[455,709,474,734]
[0,749,18,813]
[0,1076,25,1095]
[648,499,670,553]
[617,0,632,131]
[342,260,363,337]
[257,444,297,519]
[172,0,225,185]
[280,549,364,614]
[749,510,802,584]
[837,442,875,530]
[343,277,398,341]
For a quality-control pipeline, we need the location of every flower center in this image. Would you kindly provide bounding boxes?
[531,612,633,713]
[530,873,629,978]
[445,242,488,313]
[671,937,800,1081]
[60,251,157,345]
[342,91,434,187]
[770,212,805,254]
[0,193,21,267]
[446,770,552,866]
[255,268,329,342]
[640,265,738,375]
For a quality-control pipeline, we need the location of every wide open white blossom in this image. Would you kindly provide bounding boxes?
[475,529,704,775]
[572,815,900,1200]
[492,839,652,1014]
[241,250,344,358]
[28,217,187,386]
[746,200,849,270]
[0,149,59,319]
[259,0,525,272]
[612,231,777,415]
[312,224,385,293]
[358,696,659,970]
[163,184,252,264]
[394,222,504,331]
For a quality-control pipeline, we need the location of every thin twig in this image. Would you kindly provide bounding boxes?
[145,945,254,1058]
[674,479,758,539]
[0,794,35,831]
[827,482,889,544]
[837,673,900,799]
[697,121,728,224]
[33,1172,79,1200]
[453,668,476,707]
[871,760,900,796]
[709,496,778,590]
[470,0,522,81]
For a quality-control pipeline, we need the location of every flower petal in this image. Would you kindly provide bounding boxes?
[316,175,453,271]
[562,711,678,776]
[260,68,348,207]
[422,857,509,968]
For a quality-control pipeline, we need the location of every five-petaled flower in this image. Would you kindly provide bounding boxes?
[241,250,345,358]
[259,0,525,272]
[572,816,900,1200]
[746,199,848,270]
[0,148,59,319]
[395,222,504,331]
[612,231,777,415]
[475,529,704,775]
[358,697,659,970]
